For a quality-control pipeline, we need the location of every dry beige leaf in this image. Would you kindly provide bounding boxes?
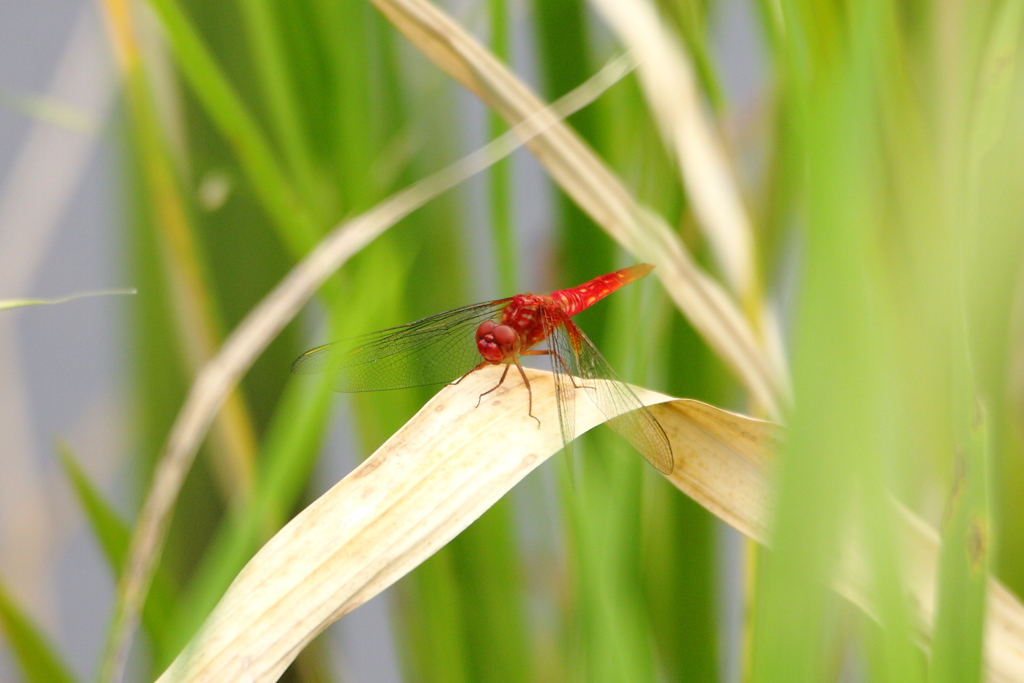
[369,0,784,418]
[155,368,1024,683]
[651,399,777,542]
[155,368,736,682]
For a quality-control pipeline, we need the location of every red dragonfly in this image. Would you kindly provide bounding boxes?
[292,264,673,473]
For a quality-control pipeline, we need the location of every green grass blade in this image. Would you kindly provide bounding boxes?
[234,0,322,216]
[749,4,881,681]
[487,134,515,293]
[57,443,180,664]
[449,501,531,683]
[0,575,78,683]
[402,549,472,683]
[326,0,381,209]
[859,445,927,683]
[143,0,320,255]
[967,0,1024,168]
[488,0,515,293]
[300,0,383,215]
[644,488,719,680]
[927,400,991,683]
[645,292,724,682]
[58,443,131,573]
[572,440,656,683]
[0,289,135,311]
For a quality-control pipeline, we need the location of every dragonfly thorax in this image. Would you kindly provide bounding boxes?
[476,294,555,363]
[505,295,555,345]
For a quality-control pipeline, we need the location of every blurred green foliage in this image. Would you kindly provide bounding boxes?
[4,0,1019,681]
[0,576,78,683]
[119,0,731,676]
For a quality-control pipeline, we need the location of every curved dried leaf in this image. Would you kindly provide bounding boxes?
[651,399,777,542]
[156,369,737,682]
[155,369,1024,683]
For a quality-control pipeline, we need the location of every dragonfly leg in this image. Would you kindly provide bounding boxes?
[546,348,592,391]
[512,359,542,428]
[451,361,489,386]
[520,350,554,386]
[476,362,511,408]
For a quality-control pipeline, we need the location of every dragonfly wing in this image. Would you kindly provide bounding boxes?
[292,300,510,392]
[547,317,674,474]
[540,309,577,457]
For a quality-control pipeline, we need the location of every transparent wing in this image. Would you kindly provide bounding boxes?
[543,309,674,474]
[292,299,511,392]
[540,309,578,464]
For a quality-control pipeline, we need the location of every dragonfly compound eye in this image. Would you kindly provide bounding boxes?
[476,320,496,339]
[476,321,517,363]
[492,324,516,347]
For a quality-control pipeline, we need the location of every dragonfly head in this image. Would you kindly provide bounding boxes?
[476,320,518,363]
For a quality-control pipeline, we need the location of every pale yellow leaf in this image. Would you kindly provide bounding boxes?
[156,369,738,682]
[153,368,1024,683]
[155,368,1024,683]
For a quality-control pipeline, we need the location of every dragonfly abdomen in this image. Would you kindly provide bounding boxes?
[551,263,654,318]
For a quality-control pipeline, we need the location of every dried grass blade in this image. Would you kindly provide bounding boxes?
[98,56,636,683]
[154,376,1024,683]
[652,400,777,542]
[153,374,751,682]
[589,0,757,303]
[155,368,569,682]
[369,0,783,417]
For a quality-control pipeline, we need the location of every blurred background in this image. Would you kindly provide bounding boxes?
[0,3,124,682]
[1,0,1023,682]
